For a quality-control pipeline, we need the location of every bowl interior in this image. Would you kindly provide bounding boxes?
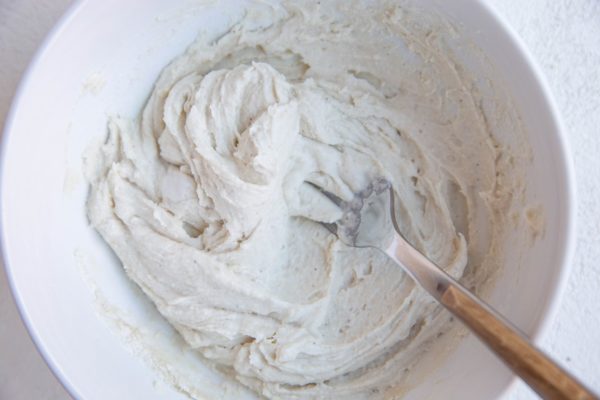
[1,0,573,399]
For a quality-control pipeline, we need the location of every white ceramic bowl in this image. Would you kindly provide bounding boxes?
[1,1,575,399]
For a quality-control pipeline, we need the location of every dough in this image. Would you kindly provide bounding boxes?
[87,1,520,398]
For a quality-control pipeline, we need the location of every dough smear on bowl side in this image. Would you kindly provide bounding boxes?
[86,1,526,398]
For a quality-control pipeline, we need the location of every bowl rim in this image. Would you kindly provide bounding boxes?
[0,0,576,399]
[0,0,90,397]
[473,0,577,396]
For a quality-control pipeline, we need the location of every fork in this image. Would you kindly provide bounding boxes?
[307,178,597,400]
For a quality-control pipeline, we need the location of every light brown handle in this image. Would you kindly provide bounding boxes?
[441,285,597,400]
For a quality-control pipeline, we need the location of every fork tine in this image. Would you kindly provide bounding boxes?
[305,181,345,208]
[319,221,339,235]
[387,186,412,244]
[304,181,342,237]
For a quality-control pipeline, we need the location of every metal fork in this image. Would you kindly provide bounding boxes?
[307,178,596,400]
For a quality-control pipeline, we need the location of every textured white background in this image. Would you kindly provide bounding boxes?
[1,1,599,399]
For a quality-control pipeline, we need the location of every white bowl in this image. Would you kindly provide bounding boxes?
[0,0,575,399]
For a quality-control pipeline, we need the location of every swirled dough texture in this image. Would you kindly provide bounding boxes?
[88,1,520,398]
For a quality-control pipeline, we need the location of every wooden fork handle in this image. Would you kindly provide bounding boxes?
[441,285,597,400]
[388,232,596,398]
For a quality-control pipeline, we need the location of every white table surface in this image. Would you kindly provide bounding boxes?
[1,1,599,399]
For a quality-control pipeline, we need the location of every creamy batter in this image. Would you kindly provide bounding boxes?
[87,1,521,398]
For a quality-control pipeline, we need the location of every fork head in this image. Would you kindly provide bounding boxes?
[307,178,396,248]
